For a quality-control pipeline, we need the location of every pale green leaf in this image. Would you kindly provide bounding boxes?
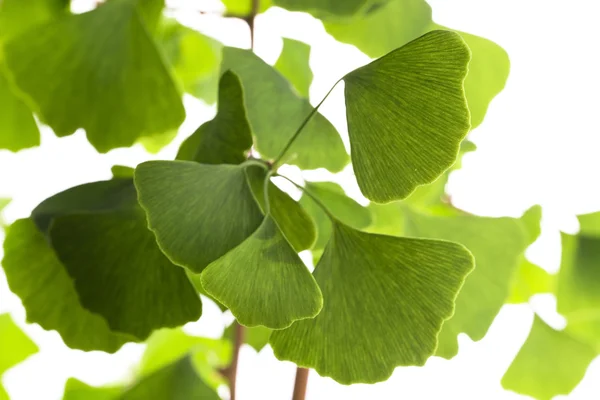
[343,30,470,202]
[502,316,597,400]
[177,71,252,164]
[3,0,185,152]
[202,217,323,329]
[0,313,38,375]
[578,211,600,237]
[273,0,375,18]
[404,211,527,358]
[2,219,134,352]
[274,38,313,98]
[135,161,263,273]
[0,68,39,151]
[270,222,473,384]
[111,165,135,179]
[221,47,348,171]
[0,0,68,41]
[224,323,272,352]
[62,379,121,400]
[222,0,271,14]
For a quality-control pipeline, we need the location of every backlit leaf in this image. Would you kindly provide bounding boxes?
[270,222,473,383]
[502,316,597,400]
[62,379,121,400]
[202,217,322,329]
[135,161,263,273]
[0,313,38,374]
[273,0,375,18]
[3,0,185,152]
[343,30,470,202]
[274,38,313,98]
[0,69,39,152]
[224,323,272,352]
[221,47,348,171]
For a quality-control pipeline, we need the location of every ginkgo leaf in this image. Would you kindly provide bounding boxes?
[0,0,68,41]
[176,71,252,164]
[270,222,473,384]
[508,260,553,304]
[502,316,597,400]
[2,219,134,352]
[343,30,470,202]
[273,0,374,18]
[32,179,202,340]
[202,217,323,329]
[111,165,135,179]
[62,379,121,400]
[155,18,222,104]
[3,0,185,152]
[135,161,263,273]
[246,166,316,252]
[221,47,348,171]
[224,323,272,352]
[0,69,39,152]
[0,313,38,375]
[274,38,313,98]
[404,210,527,359]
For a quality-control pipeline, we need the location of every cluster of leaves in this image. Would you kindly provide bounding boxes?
[0,0,597,399]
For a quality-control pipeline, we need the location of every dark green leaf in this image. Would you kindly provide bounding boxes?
[221,47,348,171]
[404,210,527,359]
[0,313,38,375]
[135,161,263,273]
[3,0,185,152]
[274,38,313,98]
[177,71,252,164]
[246,167,316,252]
[2,219,133,352]
[502,316,597,400]
[202,217,323,329]
[343,30,470,202]
[270,222,473,384]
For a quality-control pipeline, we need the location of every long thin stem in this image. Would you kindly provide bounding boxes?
[275,174,336,220]
[292,368,309,400]
[273,79,342,167]
[222,322,245,400]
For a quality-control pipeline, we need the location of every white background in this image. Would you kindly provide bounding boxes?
[1,0,600,398]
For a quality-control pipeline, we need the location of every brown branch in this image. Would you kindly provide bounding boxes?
[220,322,245,400]
[248,0,260,49]
[292,367,309,400]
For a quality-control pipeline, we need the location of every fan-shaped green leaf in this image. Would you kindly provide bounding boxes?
[343,30,470,202]
[176,71,252,164]
[326,0,509,130]
[270,222,473,384]
[3,0,184,152]
[502,316,597,400]
[2,219,133,352]
[221,47,348,171]
[404,211,527,358]
[135,161,263,273]
[202,217,322,329]
[246,167,316,252]
[274,38,313,98]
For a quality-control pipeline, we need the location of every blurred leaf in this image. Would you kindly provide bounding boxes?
[34,179,202,340]
[201,217,322,329]
[343,30,470,202]
[300,181,371,253]
[221,47,348,171]
[0,313,38,374]
[3,0,184,152]
[365,202,404,236]
[508,260,553,304]
[62,379,121,400]
[155,18,222,104]
[274,38,313,97]
[270,222,473,384]
[246,167,316,252]
[0,69,39,151]
[135,161,263,273]
[502,316,597,400]
[177,71,252,164]
[0,0,68,41]
[111,165,135,179]
[325,0,509,130]
[222,0,271,14]
[578,211,600,237]
[224,323,272,352]
[404,211,527,358]
[273,0,377,18]
[2,219,134,352]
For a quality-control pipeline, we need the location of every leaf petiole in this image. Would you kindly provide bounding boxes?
[275,174,336,221]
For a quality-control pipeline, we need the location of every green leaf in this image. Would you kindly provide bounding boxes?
[0,313,38,375]
[135,161,264,273]
[201,217,323,329]
[404,211,527,359]
[0,0,68,41]
[2,219,133,352]
[155,18,222,104]
[508,260,553,304]
[502,316,597,400]
[222,0,272,14]
[343,30,470,202]
[62,379,121,400]
[299,181,371,252]
[274,38,313,98]
[221,47,348,171]
[140,329,231,389]
[176,71,252,164]
[122,356,219,400]
[224,323,272,352]
[3,0,185,152]
[578,211,600,237]
[325,0,509,130]
[273,0,375,18]
[246,167,316,252]
[270,222,474,384]
[31,178,202,340]
[111,165,135,179]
